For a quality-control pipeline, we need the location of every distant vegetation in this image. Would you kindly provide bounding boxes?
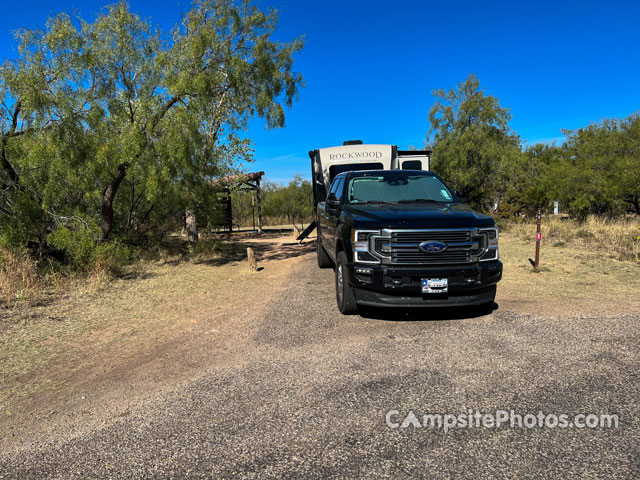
[231,175,314,228]
[428,74,640,218]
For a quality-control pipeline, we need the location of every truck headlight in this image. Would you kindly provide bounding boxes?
[479,227,499,261]
[352,230,380,263]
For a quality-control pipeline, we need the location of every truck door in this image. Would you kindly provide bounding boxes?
[324,176,344,255]
[319,176,339,247]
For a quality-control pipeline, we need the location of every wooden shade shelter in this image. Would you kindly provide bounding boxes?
[211,171,265,233]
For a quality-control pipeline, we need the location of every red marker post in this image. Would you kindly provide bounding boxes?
[534,208,542,269]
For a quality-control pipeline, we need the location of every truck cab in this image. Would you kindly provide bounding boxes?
[316,169,502,314]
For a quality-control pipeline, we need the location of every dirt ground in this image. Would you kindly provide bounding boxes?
[1,230,638,478]
[1,229,638,452]
[0,232,314,445]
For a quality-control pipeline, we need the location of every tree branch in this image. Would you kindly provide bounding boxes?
[150,95,182,133]
[9,101,22,136]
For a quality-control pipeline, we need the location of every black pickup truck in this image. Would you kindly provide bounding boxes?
[316,170,503,314]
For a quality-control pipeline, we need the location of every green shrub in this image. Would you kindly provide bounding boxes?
[189,238,222,256]
[92,241,138,276]
[48,221,137,273]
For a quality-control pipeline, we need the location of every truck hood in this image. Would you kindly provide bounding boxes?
[346,203,495,229]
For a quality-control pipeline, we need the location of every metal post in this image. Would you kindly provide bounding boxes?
[534,208,542,269]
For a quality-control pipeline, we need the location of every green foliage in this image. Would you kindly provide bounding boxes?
[513,115,640,218]
[555,115,640,216]
[263,175,313,225]
[231,175,313,226]
[0,188,49,248]
[189,238,223,256]
[428,74,640,218]
[428,73,521,212]
[48,220,137,272]
[0,0,303,272]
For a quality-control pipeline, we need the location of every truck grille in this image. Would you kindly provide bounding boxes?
[391,230,470,243]
[374,229,482,265]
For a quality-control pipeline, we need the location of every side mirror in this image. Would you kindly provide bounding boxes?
[326,194,340,212]
[454,190,466,203]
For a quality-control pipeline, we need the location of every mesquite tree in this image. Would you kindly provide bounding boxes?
[1,0,302,244]
[427,73,521,212]
[0,16,91,246]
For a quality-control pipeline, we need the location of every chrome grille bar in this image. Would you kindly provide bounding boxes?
[370,228,486,265]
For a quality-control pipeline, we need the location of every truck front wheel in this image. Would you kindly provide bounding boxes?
[316,237,333,268]
[335,251,358,315]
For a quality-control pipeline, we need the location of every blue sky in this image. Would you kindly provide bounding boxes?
[2,0,639,183]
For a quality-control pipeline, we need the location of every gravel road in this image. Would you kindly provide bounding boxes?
[1,251,639,479]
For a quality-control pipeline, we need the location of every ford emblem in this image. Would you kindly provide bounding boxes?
[419,241,448,253]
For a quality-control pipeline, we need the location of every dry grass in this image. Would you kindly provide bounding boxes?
[0,249,40,306]
[502,215,640,262]
[0,235,226,310]
[0,251,124,311]
[497,216,640,316]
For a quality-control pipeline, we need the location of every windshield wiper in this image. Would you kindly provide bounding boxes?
[396,199,444,203]
[354,200,398,205]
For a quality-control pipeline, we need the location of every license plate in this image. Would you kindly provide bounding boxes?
[422,278,448,293]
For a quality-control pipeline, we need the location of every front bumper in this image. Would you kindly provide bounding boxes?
[345,260,502,308]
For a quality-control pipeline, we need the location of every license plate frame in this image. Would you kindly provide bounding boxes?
[422,278,448,294]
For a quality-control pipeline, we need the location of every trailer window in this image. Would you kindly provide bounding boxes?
[401,160,422,170]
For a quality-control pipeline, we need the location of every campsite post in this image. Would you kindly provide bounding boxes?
[534,208,542,268]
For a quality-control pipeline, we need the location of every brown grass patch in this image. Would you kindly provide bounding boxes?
[502,215,640,261]
[0,249,40,306]
[497,219,640,316]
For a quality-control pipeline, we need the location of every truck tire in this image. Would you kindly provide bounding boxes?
[478,285,497,314]
[335,251,358,315]
[316,237,333,268]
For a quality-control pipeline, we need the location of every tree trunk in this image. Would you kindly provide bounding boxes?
[100,162,128,242]
[1,138,21,189]
[1,102,22,189]
[628,194,640,214]
[185,209,198,243]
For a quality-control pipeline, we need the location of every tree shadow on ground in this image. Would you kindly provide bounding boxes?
[118,271,158,281]
[358,302,499,322]
[194,237,315,267]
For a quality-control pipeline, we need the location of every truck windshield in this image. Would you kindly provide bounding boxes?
[348,173,454,204]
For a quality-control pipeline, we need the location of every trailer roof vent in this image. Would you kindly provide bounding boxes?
[343,140,363,145]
